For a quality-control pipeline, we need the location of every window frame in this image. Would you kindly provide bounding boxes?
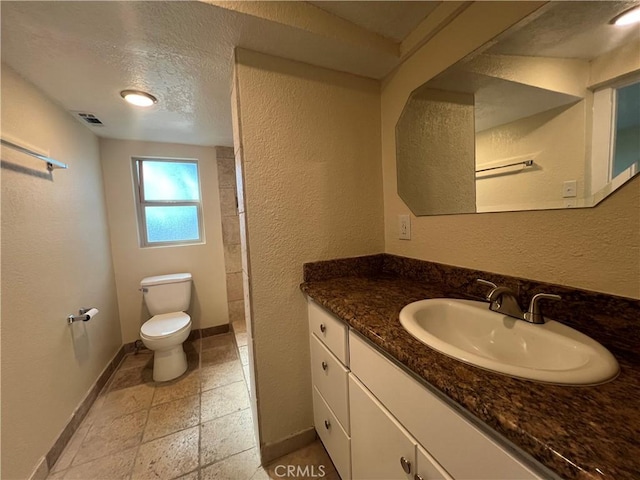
[132,156,205,248]
[590,74,640,196]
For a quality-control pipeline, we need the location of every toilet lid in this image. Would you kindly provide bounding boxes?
[141,312,190,338]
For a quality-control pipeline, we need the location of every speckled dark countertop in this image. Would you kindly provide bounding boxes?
[300,256,640,480]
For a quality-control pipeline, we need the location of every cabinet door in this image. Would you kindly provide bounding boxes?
[416,444,453,480]
[349,374,414,480]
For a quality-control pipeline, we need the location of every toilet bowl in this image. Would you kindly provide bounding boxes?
[141,312,191,381]
[139,273,193,382]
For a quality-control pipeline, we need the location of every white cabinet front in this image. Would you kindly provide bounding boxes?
[350,374,416,480]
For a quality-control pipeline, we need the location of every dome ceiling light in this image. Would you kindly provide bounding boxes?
[611,5,640,26]
[120,90,158,107]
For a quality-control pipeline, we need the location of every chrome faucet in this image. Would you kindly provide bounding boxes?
[476,279,561,324]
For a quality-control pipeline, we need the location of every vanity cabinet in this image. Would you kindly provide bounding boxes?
[308,299,546,480]
[308,301,351,479]
[350,373,452,480]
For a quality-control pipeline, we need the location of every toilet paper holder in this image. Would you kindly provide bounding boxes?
[67,307,99,324]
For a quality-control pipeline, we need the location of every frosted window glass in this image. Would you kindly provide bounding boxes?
[142,161,200,201]
[145,206,200,243]
[612,82,640,178]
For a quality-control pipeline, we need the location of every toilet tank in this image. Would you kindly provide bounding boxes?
[141,273,192,315]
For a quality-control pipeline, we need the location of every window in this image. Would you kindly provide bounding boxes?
[590,78,640,195]
[611,81,640,179]
[133,158,204,247]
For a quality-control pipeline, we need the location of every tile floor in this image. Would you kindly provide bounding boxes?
[47,322,338,479]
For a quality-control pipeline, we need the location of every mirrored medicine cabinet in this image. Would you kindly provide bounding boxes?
[396,1,640,216]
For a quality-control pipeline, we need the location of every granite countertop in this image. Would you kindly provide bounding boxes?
[301,274,640,479]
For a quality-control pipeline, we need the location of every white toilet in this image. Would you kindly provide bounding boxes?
[139,273,193,382]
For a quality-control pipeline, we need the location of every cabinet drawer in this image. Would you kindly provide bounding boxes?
[308,300,348,365]
[310,334,350,433]
[313,386,351,480]
[349,331,541,480]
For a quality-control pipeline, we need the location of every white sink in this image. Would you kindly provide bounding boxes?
[399,298,619,385]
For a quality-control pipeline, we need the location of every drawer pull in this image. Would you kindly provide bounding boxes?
[319,323,326,333]
[321,361,328,371]
[324,419,331,430]
[400,456,411,474]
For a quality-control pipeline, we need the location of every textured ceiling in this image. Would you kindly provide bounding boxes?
[3,1,636,148]
[308,1,441,41]
[1,1,440,146]
[489,1,640,59]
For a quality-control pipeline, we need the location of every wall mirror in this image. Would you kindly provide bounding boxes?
[397,1,640,216]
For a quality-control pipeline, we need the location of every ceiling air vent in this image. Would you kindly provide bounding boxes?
[72,111,104,126]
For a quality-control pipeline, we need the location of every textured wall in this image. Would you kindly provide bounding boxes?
[99,139,229,343]
[397,88,475,215]
[382,1,640,299]
[475,102,586,210]
[1,65,122,479]
[234,49,384,449]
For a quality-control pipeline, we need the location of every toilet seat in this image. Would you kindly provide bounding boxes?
[141,312,190,338]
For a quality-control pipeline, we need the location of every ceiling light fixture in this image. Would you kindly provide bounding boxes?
[120,90,158,107]
[611,5,640,26]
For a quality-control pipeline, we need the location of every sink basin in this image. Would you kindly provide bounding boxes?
[399,298,619,385]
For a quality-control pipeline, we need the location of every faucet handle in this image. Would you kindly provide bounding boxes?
[476,279,498,300]
[477,279,498,288]
[525,293,561,324]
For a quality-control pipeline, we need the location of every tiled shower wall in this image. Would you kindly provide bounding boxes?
[216,146,246,326]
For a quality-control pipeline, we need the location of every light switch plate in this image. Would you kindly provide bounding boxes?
[563,180,577,198]
[399,214,411,240]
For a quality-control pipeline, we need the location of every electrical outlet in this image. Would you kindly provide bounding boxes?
[398,214,411,240]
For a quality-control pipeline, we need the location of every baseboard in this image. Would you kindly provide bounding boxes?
[200,324,230,337]
[260,427,318,465]
[42,325,230,473]
[44,344,126,472]
[28,456,48,480]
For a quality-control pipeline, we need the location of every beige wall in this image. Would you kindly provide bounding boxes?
[382,1,640,299]
[234,49,384,451]
[475,102,586,211]
[1,65,122,479]
[99,139,229,343]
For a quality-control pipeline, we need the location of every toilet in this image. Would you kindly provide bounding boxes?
[139,273,193,382]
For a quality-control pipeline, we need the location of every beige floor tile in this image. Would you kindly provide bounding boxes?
[51,423,90,472]
[200,448,267,480]
[266,441,338,480]
[58,446,137,480]
[234,331,248,347]
[232,320,246,334]
[238,345,249,366]
[201,343,238,367]
[201,381,250,423]
[200,409,255,466]
[198,333,234,350]
[118,351,153,371]
[132,426,199,480]
[175,471,199,480]
[201,361,244,392]
[73,409,147,466]
[91,384,154,425]
[107,363,154,391]
[143,394,200,442]
[152,370,200,406]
